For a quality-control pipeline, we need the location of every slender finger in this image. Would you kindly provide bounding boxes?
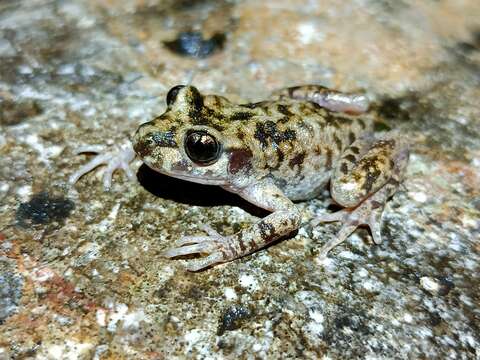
[73,145,104,155]
[317,224,356,258]
[175,235,213,246]
[199,224,221,238]
[368,212,383,244]
[163,243,216,258]
[102,160,119,190]
[121,162,136,181]
[311,211,345,226]
[185,253,224,272]
[68,155,110,184]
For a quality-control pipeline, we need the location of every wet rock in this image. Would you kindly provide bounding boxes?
[0,258,23,323]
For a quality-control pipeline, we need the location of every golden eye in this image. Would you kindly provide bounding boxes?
[184,130,221,165]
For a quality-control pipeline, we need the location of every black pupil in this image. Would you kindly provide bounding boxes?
[166,85,185,106]
[185,131,220,165]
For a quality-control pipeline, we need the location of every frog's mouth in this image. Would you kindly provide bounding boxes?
[166,171,229,186]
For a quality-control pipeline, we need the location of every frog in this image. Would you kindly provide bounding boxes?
[70,84,409,271]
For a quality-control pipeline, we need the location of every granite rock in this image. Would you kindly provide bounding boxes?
[0,0,479,358]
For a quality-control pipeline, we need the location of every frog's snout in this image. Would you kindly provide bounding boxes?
[133,121,178,159]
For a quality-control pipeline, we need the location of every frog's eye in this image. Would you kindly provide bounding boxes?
[166,85,185,106]
[184,130,221,165]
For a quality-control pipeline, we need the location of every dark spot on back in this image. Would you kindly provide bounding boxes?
[325,148,333,169]
[333,134,343,150]
[240,101,269,109]
[340,162,348,174]
[360,161,381,194]
[254,121,296,148]
[358,119,366,129]
[16,192,74,228]
[289,152,306,169]
[350,146,360,155]
[236,130,245,141]
[277,104,294,117]
[230,111,253,121]
[349,131,356,144]
[344,154,356,163]
[258,221,277,242]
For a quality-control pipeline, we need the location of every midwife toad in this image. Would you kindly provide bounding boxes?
[70,85,409,271]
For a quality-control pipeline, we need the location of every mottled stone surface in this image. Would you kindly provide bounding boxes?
[1,0,479,359]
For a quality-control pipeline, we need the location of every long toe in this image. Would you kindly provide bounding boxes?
[163,243,216,258]
[185,253,225,272]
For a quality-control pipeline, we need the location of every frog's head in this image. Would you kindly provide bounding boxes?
[133,85,244,186]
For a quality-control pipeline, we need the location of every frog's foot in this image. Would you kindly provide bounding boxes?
[69,140,136,190]
[312,193,384,258]
[163,225,233,271]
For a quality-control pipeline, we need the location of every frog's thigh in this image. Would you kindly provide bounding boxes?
[271,85,369,114]
[313,135,408,257]
[330,135,408,208]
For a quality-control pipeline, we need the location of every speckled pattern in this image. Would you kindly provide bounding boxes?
[0,0,479,359]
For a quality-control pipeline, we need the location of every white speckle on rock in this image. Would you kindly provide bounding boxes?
[96,309,107,327]
[0,182,9,193]
[157,266,175,284]
[224,287,237,301]
[309,309,324,323]
[403,313,413,323]
[0,38,17,56]
[33,267,56,282]
[356,268,369,278]
[0,133,6,149]
[239,274,259,292]
[106,304,151,332]
[297,22,322,45]
[23,134,64,163]
[97,203,121,232]
[420,276,440,295]
[17,65,33,74]
[183,329,210,355]
[122,308,150,330]
[44,340,94,360]
[338,251,360,260]
[57,63,76,75]
[410,191,428,203]
[315,256,336,272]
[17,185,32,202]
[362,278,382,292]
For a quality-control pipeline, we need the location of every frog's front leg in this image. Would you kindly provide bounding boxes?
[313,135,409,257]
[163,181,301,271]
[272,84,370,114]
[69,139,136,190]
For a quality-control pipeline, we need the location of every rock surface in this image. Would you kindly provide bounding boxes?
[0,0,479,358]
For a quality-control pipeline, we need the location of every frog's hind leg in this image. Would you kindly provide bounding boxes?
[312,134,409,258]
[271,85,370,114]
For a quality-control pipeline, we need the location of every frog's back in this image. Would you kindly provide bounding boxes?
[223,99,374,200]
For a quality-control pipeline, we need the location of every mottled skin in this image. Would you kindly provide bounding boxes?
[71,85,408,271]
